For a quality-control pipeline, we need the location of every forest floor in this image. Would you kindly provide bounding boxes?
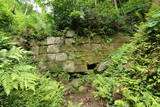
[64,82,107,107]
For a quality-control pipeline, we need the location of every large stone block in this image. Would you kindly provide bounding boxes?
[47,45,60,53]
[36,54,47,62]
[75,64,87,72]
[63,61,75,72]
[47,54,56,61]
[46,37,62,45]
[55,53,68,61]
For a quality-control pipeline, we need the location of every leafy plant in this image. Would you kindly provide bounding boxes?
[0,32,65,107]
[0,2,13,31]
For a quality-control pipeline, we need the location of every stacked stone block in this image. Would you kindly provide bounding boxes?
[30,31,130,72]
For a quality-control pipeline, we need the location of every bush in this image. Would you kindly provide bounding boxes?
[0,2,13,31]
[13,13,55,40]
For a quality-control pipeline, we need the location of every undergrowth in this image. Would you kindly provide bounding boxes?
[0,32,65,107]
[85,4,160,107]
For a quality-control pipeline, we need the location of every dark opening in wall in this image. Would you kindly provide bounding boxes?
[87,63,97,70]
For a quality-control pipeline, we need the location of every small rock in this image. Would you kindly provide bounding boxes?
[97,61,109,72]
[78,86,87,92]
[68,79,81,88]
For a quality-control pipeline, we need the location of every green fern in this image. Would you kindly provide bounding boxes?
[0,32,65,106]
[0,47,38,95]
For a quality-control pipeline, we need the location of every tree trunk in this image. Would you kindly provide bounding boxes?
[24,7,28,15]
[95,0,97,6]
[114,0,118,10]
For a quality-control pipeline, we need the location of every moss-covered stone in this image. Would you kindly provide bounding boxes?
[55,53,68,61]
[36,54,47,62]
[63,61,75,72]
[39,46,47,54]
[75,64,87,72]
[47,45,60,53]
[47,54,56,61]
[30,33,130,73]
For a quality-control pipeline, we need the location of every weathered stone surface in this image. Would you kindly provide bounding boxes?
[47,45,60,53]
[83,44,91,50]
[65,38,75,45]
[46,37,62,45]
[63,61,75,72]
[31,45,39,56]
[55,53,68,61]
[97,61,109,72]
[92,44,101,50]
[46,62,59,71]
[75,64,87,72]
[39,46,47,54]
[66,30,75,37]
[30,34,130,73]
[36,54,47,62]
[47,54,56,61]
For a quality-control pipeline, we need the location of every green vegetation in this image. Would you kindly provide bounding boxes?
[86,4,160,106]
[0,30,64,107]
[48,0,151,36]
[0,0,54,40]
[0,0,160,106]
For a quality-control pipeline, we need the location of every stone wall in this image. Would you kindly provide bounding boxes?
[30,31,130,72]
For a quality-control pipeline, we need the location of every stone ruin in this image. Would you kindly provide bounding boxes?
[30,30,130,72]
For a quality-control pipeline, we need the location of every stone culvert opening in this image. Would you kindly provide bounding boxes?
[87,63,97,70]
